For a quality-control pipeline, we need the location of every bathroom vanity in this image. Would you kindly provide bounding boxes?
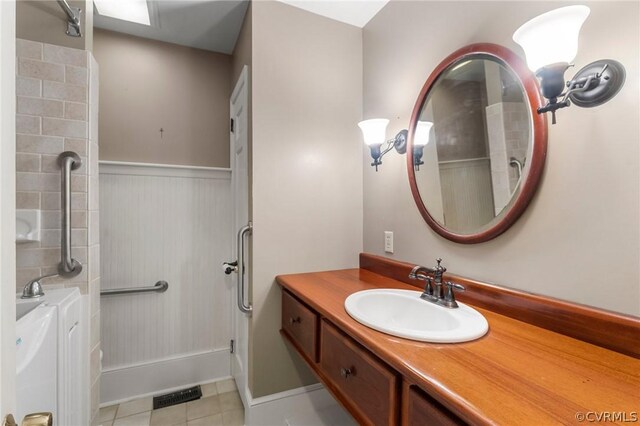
[277,254,640,425]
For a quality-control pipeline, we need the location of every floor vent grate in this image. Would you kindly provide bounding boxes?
[153,385,202,410]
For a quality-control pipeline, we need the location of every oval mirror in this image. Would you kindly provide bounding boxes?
[408,44,548,244]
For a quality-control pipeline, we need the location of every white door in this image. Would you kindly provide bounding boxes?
[0,0,17,420]
[230,66,250,407]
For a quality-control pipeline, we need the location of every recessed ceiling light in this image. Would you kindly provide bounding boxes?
[94,0,151,26]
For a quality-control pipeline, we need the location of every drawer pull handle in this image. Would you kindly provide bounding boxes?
[289,317,301,325]
[340,367,354,379]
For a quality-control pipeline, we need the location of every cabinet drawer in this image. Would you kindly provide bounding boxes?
[320,320,398,426]
[403,384,465,426]
[282,290,318,362]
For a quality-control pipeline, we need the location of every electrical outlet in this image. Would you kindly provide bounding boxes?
[384,231,394,253]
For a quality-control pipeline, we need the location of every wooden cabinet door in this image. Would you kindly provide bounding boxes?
[320,320,398,426]
[281,291,319,362]
[402,382,465,426]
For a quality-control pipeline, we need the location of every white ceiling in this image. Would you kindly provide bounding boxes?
[277,0,389,28]
[94,1,250,54]
[93,0,388,54]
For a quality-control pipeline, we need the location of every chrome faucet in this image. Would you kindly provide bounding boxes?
[409,258,465,308]
[21,273,57,299]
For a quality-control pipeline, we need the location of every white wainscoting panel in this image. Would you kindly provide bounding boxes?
[101,349,231,406]
[99,163,232,375]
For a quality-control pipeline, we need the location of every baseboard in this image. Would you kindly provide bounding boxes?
[245,383,355,426]
[100,349,231,406]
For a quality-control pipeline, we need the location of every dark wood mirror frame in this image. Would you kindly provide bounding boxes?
[407,43,548,244]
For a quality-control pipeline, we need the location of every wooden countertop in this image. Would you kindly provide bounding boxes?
[276,268,640,426]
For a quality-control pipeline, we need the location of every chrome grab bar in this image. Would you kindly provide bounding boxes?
[101,281,169,296]
[509,157,524,196]
[237,222,253,314]
[58,152,82,278]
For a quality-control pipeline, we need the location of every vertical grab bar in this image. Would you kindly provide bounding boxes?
[58,151,82,278]
[509,157,524,196]
[237,222,253,314]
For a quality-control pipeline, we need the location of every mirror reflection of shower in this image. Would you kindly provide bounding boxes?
[509,157,524,196]
[414,55,533,234]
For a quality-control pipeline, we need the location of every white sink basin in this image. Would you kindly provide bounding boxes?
[344,289,488,343]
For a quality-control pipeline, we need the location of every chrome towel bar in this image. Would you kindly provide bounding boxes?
[101,281,169,296]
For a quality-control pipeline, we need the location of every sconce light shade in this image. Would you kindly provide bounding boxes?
[414,121,433,146]
[412,121,433,171]
[513,5,590,73]
[512,5,624,125]
[358,119,389,146]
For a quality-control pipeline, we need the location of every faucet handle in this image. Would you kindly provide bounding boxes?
[442,281,465,308]
[419,276,437,302]
[423,276,434,296]
[445,281,464,292]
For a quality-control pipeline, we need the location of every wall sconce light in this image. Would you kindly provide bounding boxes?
[413,121,433,171]
[358,119,408,171]
[513,5,626,124]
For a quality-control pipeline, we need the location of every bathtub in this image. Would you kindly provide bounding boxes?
[16,288,86,426]
[16,299,57,422]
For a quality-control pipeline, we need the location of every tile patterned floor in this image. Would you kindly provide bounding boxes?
[95,379,244,426]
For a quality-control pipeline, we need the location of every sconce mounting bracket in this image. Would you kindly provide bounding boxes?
[367,129,410,171]
[393,129,408,154]
[568,59,626,108]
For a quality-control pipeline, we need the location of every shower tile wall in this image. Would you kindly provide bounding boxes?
[486,102,529,215]
[15,39,101,422]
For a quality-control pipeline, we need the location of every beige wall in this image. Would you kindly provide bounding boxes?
[250,1,363,397]
[363,1,639,316]
[17,0,93,51]
[93,29,231,168]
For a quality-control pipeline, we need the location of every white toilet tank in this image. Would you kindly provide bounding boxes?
[16,288,86,426]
